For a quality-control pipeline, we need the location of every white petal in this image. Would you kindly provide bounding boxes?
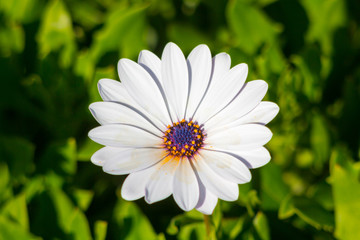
[192,154,239,201]
[173,158,199,211]
[145,157,179,203]
[235,101,280,125]
[211,53,231,83]
[138,50,162,84]
[215,147,271,169]
[102,148,165,175]
[192,53,231,120]
[98,79,133,103]
[89,102,163,135]
[200,150,251,184]
[195,62,248,124]
[118,59,171,126]
[195,180,218,215]
[161,42,189,121]
[138,49,176,123]
[205,80,268,131]
[121,164,159,201]
[88,124,162,148]
[97,79,165,130]
[91,146,128,167]
[205,124,272,151]
[185,44,212,118]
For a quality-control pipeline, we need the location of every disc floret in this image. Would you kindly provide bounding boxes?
[163,119,205,157]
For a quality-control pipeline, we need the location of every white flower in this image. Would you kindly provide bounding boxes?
[88,42,279,214]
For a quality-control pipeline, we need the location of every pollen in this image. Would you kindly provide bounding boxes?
[163,119,205,158]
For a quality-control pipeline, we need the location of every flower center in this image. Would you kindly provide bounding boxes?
[163,119,205,157]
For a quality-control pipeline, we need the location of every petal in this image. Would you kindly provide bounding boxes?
[215,147,271,169]
[195,62,248,124]
[121,164,159,201]
[191,154,239,201]
[235,101,280,125]
[205,80,268,131]
[161,42,189,121]
[200,149,251,184]
[192,53,231,120]
[138,49,176,124]
[138,50,162,84]
[145,157,180,203]
[91,146,128,167]
[102,148,165,175]
[88,124,162,148]
[185,44,212,118]
[118,58,171,126]
[97,79,165,129]
[98,78,133,103]
[211,53,231,83]
[89,102,163,135]
[195,180,218,215]
[205,124,272,151]
[173,158,199,211]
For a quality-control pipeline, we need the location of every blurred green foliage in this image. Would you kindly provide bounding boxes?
[0,0,359,239]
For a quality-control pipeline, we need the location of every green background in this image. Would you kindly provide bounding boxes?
[0,0,359,239]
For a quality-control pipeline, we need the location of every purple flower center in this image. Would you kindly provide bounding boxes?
[163,120,205,157]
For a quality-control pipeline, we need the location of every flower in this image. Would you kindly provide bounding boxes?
[88,42,279,214]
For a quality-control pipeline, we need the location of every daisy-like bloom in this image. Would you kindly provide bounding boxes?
[88,43,279,214]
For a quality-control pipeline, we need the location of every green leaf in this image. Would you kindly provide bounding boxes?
[74,50,95,83]
[292,46,322,102]
[330,149,360,240]
[295,149,314,168]
[226,0,278,54]
[255,43,287,78]
[48,187,92,239]
[70,1,104,29]
[167,210,208,240]
[292,197,334,231]
[22,176,45,202]
[279,196,334,231]
[1,193,29,230]
[0,0,43,23]
[310,114,330,169]
[68,209,92,240]
[0,22,25,56]
[253,212,270,240]
[39,138,77,176]
[221,215,247,240]
[90,3,148,63]
[167,210,203,235]
[167,24,214,54]
[37,0,76,68]
[212,203,222,230]
[48,188,77,232]
[260,164,289,210]
[177,222,206,240]
[112,200,157,240]
[0,136,35,182]
[245,190,261,217]
[278,195,295,219]
[0,162,12,202]
[309,181,334,211]
[0,215,40,240]
[301,0,347,54]
[73,189,94,211]
[94,220,108,240]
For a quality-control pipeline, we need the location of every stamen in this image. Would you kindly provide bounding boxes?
[163,120,205,158]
